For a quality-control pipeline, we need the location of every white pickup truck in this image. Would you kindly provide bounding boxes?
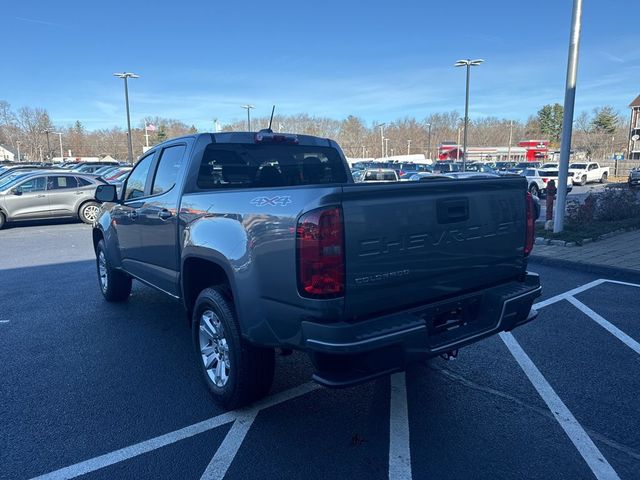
[569,162,609,186]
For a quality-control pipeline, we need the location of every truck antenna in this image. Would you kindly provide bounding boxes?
[267,105,276,132]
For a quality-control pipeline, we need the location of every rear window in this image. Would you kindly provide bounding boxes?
[543,170,559,177]
[364,171,397,181]
[197,144,348,189]
[523,169,537,176]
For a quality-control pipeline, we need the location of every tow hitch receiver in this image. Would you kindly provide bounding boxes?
[440,349,459,361]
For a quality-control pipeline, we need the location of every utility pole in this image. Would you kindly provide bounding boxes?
[241,105,255,131]
[407,139,411,155]
[426,123,432,160]
[456,128,461,161]
[16,141,21,163]
[52,132,63,161]
[43,130,51,160]
[553,0,583,233]
[361,145,366,158]
[507,120,513,161]
[376,123,385,158]
[384,138,389,157]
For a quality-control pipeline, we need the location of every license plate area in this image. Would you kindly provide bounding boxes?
[421,294,496,348]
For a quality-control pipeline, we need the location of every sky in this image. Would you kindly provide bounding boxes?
[2,0,639,132]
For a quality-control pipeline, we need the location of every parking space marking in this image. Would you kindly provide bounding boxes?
[30,382,320,480]
[566,296,640,355]
[500,332,621,480]
[389,372,412,480]
[200,411,257,480]
[0,320,9,324]
[533,279,606,310]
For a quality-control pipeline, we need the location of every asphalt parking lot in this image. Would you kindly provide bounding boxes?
[2,221,640,480]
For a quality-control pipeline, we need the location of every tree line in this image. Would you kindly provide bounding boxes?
[0,99,630,162]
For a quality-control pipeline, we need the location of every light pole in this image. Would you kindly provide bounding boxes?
[241,105,255,131]
[16,141,21,163]
[553,0,583,233]
[425,123,432,160]
[53,132,63,161]
[384,138,389,157]
[454,59,484,171]
[113,72,139,164]
[407,139,411,155]
[375,123,385,158]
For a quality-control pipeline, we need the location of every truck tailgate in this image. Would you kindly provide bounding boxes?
[341,177,528,319]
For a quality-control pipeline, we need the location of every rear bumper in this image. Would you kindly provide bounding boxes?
[302,272,541,387]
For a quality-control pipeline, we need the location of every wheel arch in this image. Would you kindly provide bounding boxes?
[182,256,235,322]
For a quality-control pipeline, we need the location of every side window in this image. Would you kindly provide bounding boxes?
[18,177,46,193]
[124,154,154,201]
[47,176,78,190]
[76,177,93,187]
[151,145,186,195]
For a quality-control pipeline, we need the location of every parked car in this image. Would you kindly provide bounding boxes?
[0,171,107,229]
[432,162,462,173]
[465,163,497,174]
[104,167,133,182]
[522,168,573,197]
[0,165,44,181]
[629,167,640,188]
[361,168,399,182]
[92,131,541,408]
[93,165,122,177]
[568,162,609,186]
[539,162,559,171]
[492,161,515,172]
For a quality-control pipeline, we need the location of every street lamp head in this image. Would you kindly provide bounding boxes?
[113,72,140,79]
[375,123,386,128]
[454,59,484,67]
[241,104,255,110]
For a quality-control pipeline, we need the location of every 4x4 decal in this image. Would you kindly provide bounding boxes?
[250,196,292,207]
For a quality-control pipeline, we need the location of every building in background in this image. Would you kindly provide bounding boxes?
[437,140,548,162]
[628,94,640,160]
[0,144,16,161]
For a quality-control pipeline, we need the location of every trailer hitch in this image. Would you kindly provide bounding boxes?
[439,349,459,361]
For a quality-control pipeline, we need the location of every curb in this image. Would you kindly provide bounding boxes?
[529,255,640,281]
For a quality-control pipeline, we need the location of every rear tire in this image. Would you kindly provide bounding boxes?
[581,175,587,186]
[96,240,132,301]
[192,287,275,409]
[600,173,608,183]
[79,201,101,224]
[0,212,5,230]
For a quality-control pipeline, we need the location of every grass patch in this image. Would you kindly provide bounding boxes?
[536,216,640,244]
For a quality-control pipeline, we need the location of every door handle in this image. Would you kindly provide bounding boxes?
[158,209,173,220]
[37,194,46,198]
[129,210,138,220]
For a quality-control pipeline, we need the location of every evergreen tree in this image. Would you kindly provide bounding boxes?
[591,106,619,134]
[537,103,563,143]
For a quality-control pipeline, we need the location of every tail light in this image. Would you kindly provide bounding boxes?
[524,192,535,256]
[542,178,549,183]
[297,207,344,297]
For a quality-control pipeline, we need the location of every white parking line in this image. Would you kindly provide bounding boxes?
[389,372,412,480]
[533,279,606,310]
[500,332,621,480]
[566,296,640,355]
[30,382,320,480]
[200,411,257,480]
[0,320,9,324]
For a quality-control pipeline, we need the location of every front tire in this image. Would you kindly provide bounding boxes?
[192,287,275,409]
[96,239,132,301]
[80,201,101,224]
[0,211,5,230]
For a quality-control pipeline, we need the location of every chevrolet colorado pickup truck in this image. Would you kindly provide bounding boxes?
[93,131,541,408]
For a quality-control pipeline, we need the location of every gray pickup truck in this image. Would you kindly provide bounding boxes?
[93,131,541,408]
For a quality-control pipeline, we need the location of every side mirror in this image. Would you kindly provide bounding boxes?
[95,184,118,203]
[12,187,23,196]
